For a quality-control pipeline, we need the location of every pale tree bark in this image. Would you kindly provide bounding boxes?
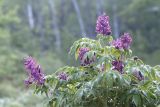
[26,1,34,47]
[31,0,46,54]
[110,0,119,38]
[84,0,93,37]
[27,3,34,29]
[72,0,86,37]
[59,0,65,29]
[48,0,61,52]
[96,0,104,15]
[37,12,46,54]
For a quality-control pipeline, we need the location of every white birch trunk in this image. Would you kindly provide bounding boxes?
[27,3,34,29]
[96,0,103,15]
[38,13,45,53]
[111,0,119,38]
[72,0,86,37]
[48,0,61,52]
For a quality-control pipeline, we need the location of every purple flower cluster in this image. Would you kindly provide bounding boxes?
[133,70,144,81]
[112,33,132,49]
[58,72,68,80]
[78,47,95,66]
[112,60,124,73]
[96,13,111,36]
[23,56,45,86]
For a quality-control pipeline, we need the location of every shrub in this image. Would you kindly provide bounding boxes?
[23,13,160,107]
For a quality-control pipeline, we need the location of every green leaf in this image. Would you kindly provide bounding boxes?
[75,48,79,60]
[151,69,156,80]
[123,74,131,85]
[153,65,160,71]
[147,91,157,99]
[106,72,113,87]
[133,95,141,107]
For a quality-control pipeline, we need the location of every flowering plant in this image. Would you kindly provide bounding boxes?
[23,13,160,107]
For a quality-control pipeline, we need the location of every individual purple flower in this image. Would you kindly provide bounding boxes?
[133,70,144,81]
[112,60,124,73]
[120,33,132,49]
[96,13,111,35]
[23,56,45,86]
[112,39,123,49]
[58,72,68,80]
[78,47,95,66]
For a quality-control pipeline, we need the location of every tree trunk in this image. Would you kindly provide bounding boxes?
[37,12,46,54]
[27,3,34,29]
[59,0,65,29]
[48,0,61,52]
[111,0,119,38]
[71,0,86,37]
[96,0,104,15]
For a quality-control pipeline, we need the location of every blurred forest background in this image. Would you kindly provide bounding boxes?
[0,0,160,106]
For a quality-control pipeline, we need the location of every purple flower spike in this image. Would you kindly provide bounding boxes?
[96,13,112,35]
[58,72,68,80]
[78,48,95,66]
[120,33,132,49]
[112,60,124,73]
[23,56,45,86]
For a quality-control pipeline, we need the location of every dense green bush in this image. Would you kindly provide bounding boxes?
[24,14,160,107]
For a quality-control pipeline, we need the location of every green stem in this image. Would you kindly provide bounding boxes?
[98,37,102,48]
[113,92,117,107]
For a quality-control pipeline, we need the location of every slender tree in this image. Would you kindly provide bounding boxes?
[96,0,104,15]
[59,0,65,29]
[27,2,34,29]
[37,10,46,54]
[72,0,86,37]
[48,0,61,52]
[112,0,119,38]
